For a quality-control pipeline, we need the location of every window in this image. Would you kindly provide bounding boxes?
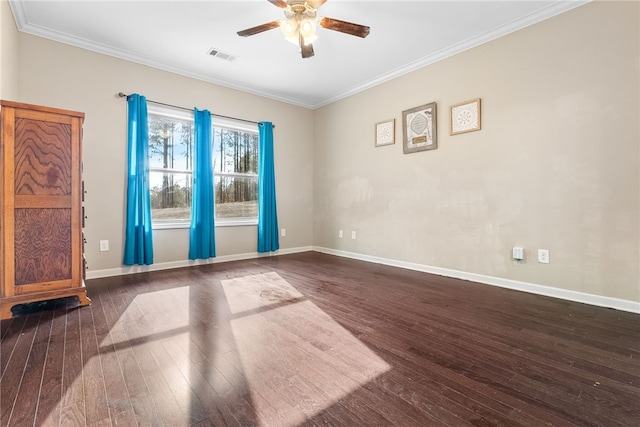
[147,106,258,228]
[148,107,193,227]
[213,121,259,223]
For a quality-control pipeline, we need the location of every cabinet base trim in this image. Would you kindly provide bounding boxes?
[0,283,91,320]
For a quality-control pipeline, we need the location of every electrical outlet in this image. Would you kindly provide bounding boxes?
[512,247,524,260]
[338,230,343,238]
[281,228,286,237]
[99,240,109,252]
[538,249,550,264]
[351,231,357,240]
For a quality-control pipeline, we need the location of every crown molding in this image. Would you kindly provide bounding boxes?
[9,0,590,110]
[8,1,316,108]
[313,0,591,108]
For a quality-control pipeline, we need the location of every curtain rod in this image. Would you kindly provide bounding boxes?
[117,92,273,128]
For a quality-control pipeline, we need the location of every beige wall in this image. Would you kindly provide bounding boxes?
[17,34,315,272]
[313,1,639,302]
[8,1,639,304]
[0,0,19,100]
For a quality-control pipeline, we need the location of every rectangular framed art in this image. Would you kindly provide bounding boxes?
[402,102,437,154]
[375,119,395,147]
[450,98,481,135]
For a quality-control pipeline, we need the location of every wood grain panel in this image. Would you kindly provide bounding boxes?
[14,118,72,196]
[14,195,71,208]
[14,208,71,285]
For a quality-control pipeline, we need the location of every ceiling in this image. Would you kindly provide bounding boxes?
[9,0,587,109]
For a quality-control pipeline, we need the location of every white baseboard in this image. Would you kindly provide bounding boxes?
[313,246,640,315]
[85,246,313,280]
[86,245,639,314]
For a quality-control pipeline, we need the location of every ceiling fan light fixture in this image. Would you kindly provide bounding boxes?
[280,19,300,45]
[299,18,316,38]
[281,16,316,46]
[280,19,298,37]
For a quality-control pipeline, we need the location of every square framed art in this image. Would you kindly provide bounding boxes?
[375,119,395,147]
[450,98,481,135]
[402,102,437,153]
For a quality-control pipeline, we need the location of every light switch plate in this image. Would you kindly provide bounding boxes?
[512,247,524,260]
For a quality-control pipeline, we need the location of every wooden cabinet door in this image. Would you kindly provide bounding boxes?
[1,105,83,296]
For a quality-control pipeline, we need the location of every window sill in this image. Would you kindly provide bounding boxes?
[152,221,190,230]
[217,219,258,227]
[152,219,257,230]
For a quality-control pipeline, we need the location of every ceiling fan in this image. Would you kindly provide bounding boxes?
[237,0,370,59]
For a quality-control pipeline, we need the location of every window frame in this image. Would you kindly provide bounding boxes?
[147,105,259,230]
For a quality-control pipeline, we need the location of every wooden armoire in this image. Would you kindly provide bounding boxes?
[0,100,90,319]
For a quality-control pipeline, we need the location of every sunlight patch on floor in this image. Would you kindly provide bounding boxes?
[85,274,390,425]
[222,272,392,426]
[93,286,197,418]
[100,286,192,348]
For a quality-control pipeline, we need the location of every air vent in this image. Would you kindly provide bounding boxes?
[207,48,237,62]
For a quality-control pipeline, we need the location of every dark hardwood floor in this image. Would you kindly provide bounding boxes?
[1,251,639,426]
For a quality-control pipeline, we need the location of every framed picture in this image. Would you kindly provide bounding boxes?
[450,98,481,135]
[375,119,395,147]
[402,102,437,154]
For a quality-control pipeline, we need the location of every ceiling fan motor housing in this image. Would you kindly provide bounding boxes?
[289,1,311,12]
[285,1,317,20]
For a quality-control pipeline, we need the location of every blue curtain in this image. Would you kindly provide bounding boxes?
[257,122,279,252]
[123,94,154,265]
[189,108,216,259]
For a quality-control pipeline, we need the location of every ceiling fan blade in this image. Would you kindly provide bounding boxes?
[268,0,287,8]
[308,0,328,8]
[299,33,315,58]
[318,17,370,38]
[237,21,281,37]
[301,42,315,58]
